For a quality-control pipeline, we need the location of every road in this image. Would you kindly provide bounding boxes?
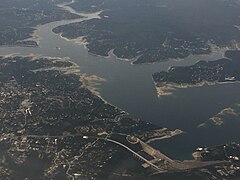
[103,138,160,170]
[138,139,228,171]
[22,133,228,172]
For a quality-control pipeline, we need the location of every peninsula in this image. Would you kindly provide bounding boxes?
[153,50,240,96]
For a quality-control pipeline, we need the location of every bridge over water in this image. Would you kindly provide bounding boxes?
[102,135,229,173]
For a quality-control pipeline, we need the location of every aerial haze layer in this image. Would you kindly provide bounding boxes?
[0,0,240,179]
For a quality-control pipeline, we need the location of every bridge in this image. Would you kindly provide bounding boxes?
[101,135,229,173]
[104,138,160,170]
[139,138,228,172]
[24,133,228,173]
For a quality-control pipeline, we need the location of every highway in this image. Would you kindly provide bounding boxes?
[22,133,228,173]
[101,137,161,170]
[103,136,229,172]
[139,140,174,163]
[138,138,228,171]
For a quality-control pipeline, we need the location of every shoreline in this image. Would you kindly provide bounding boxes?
[154,80,240,97]
[52,1,240,66]
[0,0,239,165]
[145,129,184,144]
[55,30,240,67]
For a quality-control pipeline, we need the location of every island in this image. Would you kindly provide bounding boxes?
[1,0,240,179]
[152,50,240,96]
[53,0,240,64]
[0,55,239,179]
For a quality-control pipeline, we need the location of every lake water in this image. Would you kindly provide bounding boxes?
[1,2,239,160]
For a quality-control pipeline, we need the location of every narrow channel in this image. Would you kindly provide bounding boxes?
[0,1,239,160]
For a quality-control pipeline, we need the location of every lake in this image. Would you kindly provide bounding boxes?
[1,3,239,160]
